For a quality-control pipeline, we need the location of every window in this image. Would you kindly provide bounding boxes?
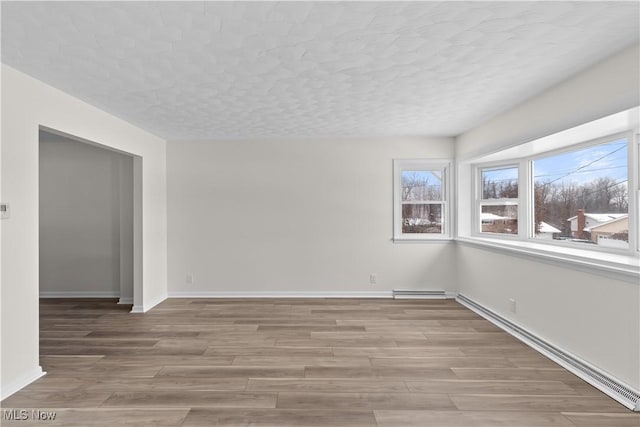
[394,160,451,240]
[472,132,636,254]
[478,166,519,235]
[533,138,628,249]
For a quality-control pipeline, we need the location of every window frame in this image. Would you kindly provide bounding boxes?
[633,131,640,253]
[393,159,453,242]
[474,162,524,239]
[471,131,636,256]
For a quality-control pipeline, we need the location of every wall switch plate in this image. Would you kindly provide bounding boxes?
[369,274,377,285]
[509,298,516,313]
[0,203,9,219]
[186,274,194,285]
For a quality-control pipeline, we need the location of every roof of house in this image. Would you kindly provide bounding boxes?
[538,221,561,233]
[567,213,627,222]
[584,215,628,232]
[481,213,507,221]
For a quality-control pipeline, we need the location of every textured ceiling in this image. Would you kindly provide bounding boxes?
[2,1,638,141]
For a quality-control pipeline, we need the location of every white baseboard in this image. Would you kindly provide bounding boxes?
[130,293,167,313]
[393,290,457,299]
[118,297,133,304]
[456,293,640,412]
[39,291,119,298]
[167,291,394,298]
[1,366,46,400]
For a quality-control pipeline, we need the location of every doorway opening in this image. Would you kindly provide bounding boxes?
[38,128,142,307]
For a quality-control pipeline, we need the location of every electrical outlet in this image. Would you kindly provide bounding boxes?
[186,274,194,285]
[369,274,377,285]
[509,298,516,313]
[0,203,9,219]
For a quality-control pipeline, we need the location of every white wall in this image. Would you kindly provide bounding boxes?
[119,153,134,303]
[456,44,640,159]
[457,245,639,389]
[1,65,167,398]
[39,132,133,297]
[455,44,640,389]
[167,137,456,295]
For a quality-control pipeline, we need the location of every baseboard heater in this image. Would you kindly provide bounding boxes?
[456,293,640,412]
[393,290,450,299]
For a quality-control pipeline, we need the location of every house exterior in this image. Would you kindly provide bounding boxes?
[481,212,517,234]
[567,210,628,243]
[481,212,507,223]
[586,216,629,246]
[536,221,561,240]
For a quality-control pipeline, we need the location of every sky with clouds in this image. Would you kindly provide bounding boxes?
[534,138,627,186]
[479,138,628,187]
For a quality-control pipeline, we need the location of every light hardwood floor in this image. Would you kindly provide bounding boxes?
[1,298,637,426]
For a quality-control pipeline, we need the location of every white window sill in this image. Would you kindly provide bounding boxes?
[456,236,639,283]
[393,236,454,243]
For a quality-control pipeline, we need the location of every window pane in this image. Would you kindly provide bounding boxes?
[481,205,518,234]
[482,167,518,199]
[533,138,628,248]
[402,204,442,234]
[402,170,442,201]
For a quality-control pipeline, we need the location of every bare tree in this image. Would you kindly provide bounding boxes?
[534,182,549,234]
[402,172,429,201]
[402,172,441,201]
[534,176,628,237]
[482,178,518,199]
[611,184,628,212]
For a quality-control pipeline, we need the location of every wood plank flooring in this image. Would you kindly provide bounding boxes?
[1,298,637,426]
